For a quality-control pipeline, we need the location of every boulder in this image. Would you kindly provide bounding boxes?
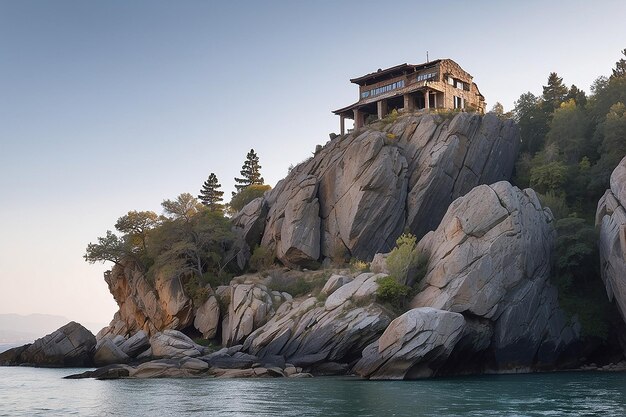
[234,112,519,266]
[93,337,130,367]
[119,330,150,358]
[597,156,626,325]
[130,358,209,378]
[193,295,220,339]
[409,182,579,370]
[242,295,392,367]
[370,253,389,274]
[324,272,382,310]
[354,308,465,379]
[320,274,353,296]
[221,284,279,346]
[64,364,133,380]
[199,349,258,369]
[0,322,95,367]
[150,330,203,359]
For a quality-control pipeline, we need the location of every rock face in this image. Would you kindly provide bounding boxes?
[597,156,626,324]
[242,273,392,367]
[354,308,465,379]
[234,112,519,266]
[93,338,130,367]
[0,322,95,367]
[357,182,580,379]
[221,284,281,346]
[150,330,204,359]
[99,260,195,338]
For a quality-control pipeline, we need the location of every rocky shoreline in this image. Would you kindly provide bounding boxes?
[5,112,626,380]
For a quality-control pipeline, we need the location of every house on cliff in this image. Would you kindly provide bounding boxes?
[333,59,485,134]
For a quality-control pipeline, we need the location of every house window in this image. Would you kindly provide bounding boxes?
[454,96,464,109]
[417,72,436,82]
[363,79,405,99]
[455,80,464,90]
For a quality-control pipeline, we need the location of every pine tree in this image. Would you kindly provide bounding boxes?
[198,173,224,211]
[542,72,569,111]
[612,49,626,79]
[234,149,264,193]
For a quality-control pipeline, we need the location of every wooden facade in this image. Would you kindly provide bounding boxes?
[332,59,485,134]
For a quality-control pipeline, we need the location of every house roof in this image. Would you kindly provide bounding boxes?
[350,59,442,86]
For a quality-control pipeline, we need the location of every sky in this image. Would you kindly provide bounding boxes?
[0,0,625,328]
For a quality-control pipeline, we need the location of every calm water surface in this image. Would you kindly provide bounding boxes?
[1,367,625,416]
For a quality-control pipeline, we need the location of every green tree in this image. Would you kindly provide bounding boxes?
[228,184,271,214]
[84,230,130,266]
[514,92,549,154]
[198,173,224,211]
[611,48,626,79]
[565,84,587,108]
[542,72,568,112]
[162,193,202,222]
[234,149,264,193]
[114,210,160,252]
[545,100,591,163]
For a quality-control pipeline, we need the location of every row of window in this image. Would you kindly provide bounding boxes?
[417,72,437,82]
[361,80,406,99]
[448,77,469,91]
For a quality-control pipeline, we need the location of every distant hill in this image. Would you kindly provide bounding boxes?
[0,313,106,343]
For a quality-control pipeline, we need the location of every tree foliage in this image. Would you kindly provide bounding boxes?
[234,149,264,193]
[228,184,271,215]
[611,48,626,79]
[198,173,224,212]
[85,193,238,305]
[542,72,568,112]
[511,50,626,339]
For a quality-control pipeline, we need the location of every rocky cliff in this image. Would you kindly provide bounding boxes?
[355,181,580,379]
[74,112,599,379]
[234,112,519,267]
[597,155,626,326]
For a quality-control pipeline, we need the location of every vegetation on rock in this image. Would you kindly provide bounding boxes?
[228,184,271,215]
[85,193,238,305]
[512,49,626,338]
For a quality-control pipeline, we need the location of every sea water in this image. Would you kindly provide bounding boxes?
[1,367,625,416]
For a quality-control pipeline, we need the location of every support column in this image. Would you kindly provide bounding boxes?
[377,100,388,119]
[403,94,414,111]
[424,90,430,109]
[340,115,345,135]
[353,108,363,129]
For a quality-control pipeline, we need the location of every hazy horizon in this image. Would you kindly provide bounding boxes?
[1,0,625,325]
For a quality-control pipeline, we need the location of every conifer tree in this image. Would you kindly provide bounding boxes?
[612,49,626,79]
[198,173,224,211]
[234,149,264,193]
[542,72,569,112]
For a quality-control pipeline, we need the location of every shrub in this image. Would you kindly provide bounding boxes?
[376,276,410,313]
[249,245,274,272]
[228,184,271,214]
[387,233,418,285]
[349,258,369,273]
[183,275,210,307]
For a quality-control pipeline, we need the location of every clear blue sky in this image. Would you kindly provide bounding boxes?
[1,0,625,327]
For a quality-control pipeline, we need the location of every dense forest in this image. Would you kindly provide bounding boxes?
[508,49,626,341]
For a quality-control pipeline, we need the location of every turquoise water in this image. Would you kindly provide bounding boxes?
[1,367,625,416]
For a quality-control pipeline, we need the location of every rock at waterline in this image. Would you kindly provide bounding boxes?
[0,321,95,367]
